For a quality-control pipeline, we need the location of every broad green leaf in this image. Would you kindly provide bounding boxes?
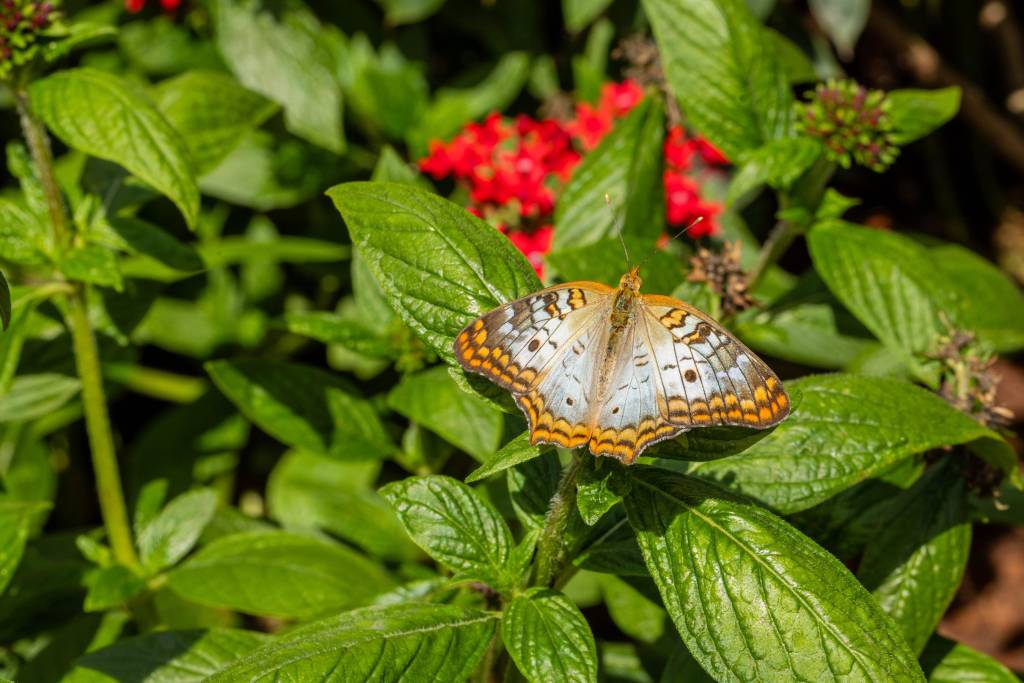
[380,475,514,588]
[371,145,425,186]
[808,221,964,369]
[207,604,496,682]
[388,366,503,461]
[809,0,868,56]
[30,68,199,229]
[683,374,1014,513]
[327,182,540,366]
[504,588,598,683]
[83,565,147,612]
[546,237,685,295]
[766,28,818,85]
[0,199,47,265]
[919,636,1018,683]
[76,628,270,682]
[625,469,924,682]
[726,137,823,207]
[553,97,665,250]
[347,39,429,141]
[137,488,218,573]
[576,459,629,525]
[508,452,562,532]
[599,575,668,644]
[573,515,648,576]
[59,244,122,290]
[284,311,394,358]
[563,0,614,33]
[215,0,344,153]
[376,0,446,25]
[166,531,393,619]
[267,450,419,561]
[857,458,971,655]
[0,374,80,423]
[643,0,793,161]
[928,242,1024,352]
[407,53,531,157]
[0,501,50,596]
[154,69,278,174]
[466,431,547,483]
[108,217,203,273]
[735,303,876,369]
[206,359,394,460]
[888,87,961,146]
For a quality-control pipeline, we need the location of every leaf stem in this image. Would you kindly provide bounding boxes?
[16,87,139,570]
[533,454,584,587]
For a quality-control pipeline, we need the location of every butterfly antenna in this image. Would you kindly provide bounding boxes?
[605,192,631,268]
[635,215,706,272]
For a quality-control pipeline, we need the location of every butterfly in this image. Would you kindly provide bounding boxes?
[454,266,789,464]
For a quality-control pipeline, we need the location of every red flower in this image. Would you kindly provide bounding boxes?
[664,126,694,171]
[125,0,183,12]
[503,225,553,279]
[688,137,728,166]
[664,170,719,238]
[565,102,612,151]
[599,79,644,117]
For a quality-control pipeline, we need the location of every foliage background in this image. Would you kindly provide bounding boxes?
[2,0,1024,681]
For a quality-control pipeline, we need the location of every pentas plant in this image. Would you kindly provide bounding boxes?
[0,0,1023,682]
[419,79,724,276]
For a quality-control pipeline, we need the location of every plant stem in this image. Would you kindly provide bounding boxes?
[67,288,139,568]
[14,90,69,253]
[748,218,800,289]
[15,88,139,570]
[533,454,584,587]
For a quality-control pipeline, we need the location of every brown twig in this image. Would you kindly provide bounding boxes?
[867,3,1024,175]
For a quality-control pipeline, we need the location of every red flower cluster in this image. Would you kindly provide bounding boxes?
[419,79,727,277]
[662,125,726,239]
[125,0,180,12]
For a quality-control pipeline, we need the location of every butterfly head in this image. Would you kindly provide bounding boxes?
[618,265,643,293]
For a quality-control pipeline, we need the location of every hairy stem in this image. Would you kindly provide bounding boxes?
[533,455,584,587]
[16,89,139,569]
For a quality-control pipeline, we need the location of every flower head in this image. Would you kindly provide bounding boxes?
[0,0,61,81]
[797,79,898,172]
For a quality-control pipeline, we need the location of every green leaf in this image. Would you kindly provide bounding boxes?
[154,69,278,174]
[888,87,961,146]
[919,636,1019,683]
[372,145,425,186]
[166,531,393,619]
[60,244,122,290]
[388,366,504,461]
[347,40,429,142]
[137,488,218,573]
[766,28,818,85]
[927,242,1024,352]
[508,452,562,532]
[563,0,614,33]
[808,221,964,369]
[625,468,924,682]
[380,475,514,588]
[683,374,1014,513]
[553,97,665,250]
[83,565,147,612]
[599,575,668,644]
[284,312,394,358]
[726,137,823,207]
[215,0,344,153]
[407,53,531,157]
[573,515,648,576]
[327,182,540,366]
[466,431,547,483]
[576,460,629,525]
[504,588,598,683]
[108,217,203,273]
[0,501,50,596]
[735,302,877,369]
[0,374,81,424]
[207,604,497,682]
[546,237,685,296]
[267,450,419,561]
[809,0,868,57]
[857,458,971,655]
[376,0,446,25]
[30,68,200,229]
[206,359,394,461]
[76,628,270,682]
[643,0,793,161]
[0,199,47,266]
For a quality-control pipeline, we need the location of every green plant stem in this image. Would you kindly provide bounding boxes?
[16,88,139,570]
[14,90,69,252]
[67,288,139,569]
[748,218,801,289]
[533,455,584,587]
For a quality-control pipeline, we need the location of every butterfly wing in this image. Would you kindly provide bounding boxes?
[640,294,790,429]
[454,283,612,448]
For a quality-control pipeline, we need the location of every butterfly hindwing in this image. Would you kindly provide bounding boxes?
[641,296,789,428]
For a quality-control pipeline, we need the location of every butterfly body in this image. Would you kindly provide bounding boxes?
[454,267,789,464]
